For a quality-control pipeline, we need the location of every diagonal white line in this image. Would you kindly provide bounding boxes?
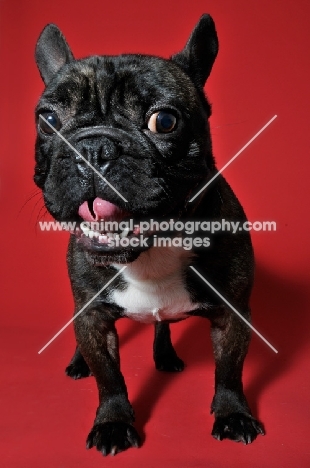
[189,115,277,202]
[190,266,278,353]
[39,115,128,203]
[38,266,127,354]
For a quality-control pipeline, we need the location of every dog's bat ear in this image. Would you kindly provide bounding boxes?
[171,14,218,88]
[35,24,74,85]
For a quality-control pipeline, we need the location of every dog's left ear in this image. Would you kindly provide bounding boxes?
[35,24,74,85]
[171,14,218,88]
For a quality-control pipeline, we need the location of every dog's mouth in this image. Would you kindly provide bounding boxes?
[72,198,153,256]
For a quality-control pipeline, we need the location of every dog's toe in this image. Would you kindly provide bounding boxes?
[65,361,92,380]
[155,354,185,372]
[212,413,265,444]
[86,422,141,456]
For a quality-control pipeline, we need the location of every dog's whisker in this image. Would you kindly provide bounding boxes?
[35,205,48,228]
[18,190,42,217]
[31,196,45,221]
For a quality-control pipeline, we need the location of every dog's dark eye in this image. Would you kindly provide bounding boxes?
[147,110,177,133]
[39,112,61,134]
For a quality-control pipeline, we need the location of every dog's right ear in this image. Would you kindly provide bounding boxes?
[35,24,74,85]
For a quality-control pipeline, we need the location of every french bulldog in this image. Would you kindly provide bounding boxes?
[34,14,264,456]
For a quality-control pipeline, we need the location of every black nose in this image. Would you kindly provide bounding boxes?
[74,128,121,162]
[101,138,119,160]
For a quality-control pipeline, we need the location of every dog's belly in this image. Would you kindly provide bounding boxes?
[112,273,197,323]
[111,246,199,324]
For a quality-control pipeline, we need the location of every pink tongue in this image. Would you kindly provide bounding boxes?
[78,197,125,222]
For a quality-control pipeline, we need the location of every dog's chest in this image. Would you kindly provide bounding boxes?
[111,247,198,323]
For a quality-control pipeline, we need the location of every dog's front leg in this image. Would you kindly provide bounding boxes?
[210,308,265,444]
[74,310,140,456]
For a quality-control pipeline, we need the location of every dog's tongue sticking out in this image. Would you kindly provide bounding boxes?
[78,198,126,222]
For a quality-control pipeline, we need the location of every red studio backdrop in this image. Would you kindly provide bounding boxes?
[1,0,309,467]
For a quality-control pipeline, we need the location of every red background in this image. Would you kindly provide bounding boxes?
[1,0,310,466]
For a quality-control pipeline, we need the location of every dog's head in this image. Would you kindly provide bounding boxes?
[34,15,218,263]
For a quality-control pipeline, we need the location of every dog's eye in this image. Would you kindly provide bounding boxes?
[39,112,61,134]
[147,111,177,133]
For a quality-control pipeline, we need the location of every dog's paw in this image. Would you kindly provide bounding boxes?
[86,422,141,456]
[212,413,265,444]
[65,361,92,380]
[155,354,185,372]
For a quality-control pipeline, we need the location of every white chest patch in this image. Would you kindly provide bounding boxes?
[111,246,199,323]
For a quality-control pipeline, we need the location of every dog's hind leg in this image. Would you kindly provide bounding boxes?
[65,346,92,379]
[153,322,184,372]
[210,307,265,444]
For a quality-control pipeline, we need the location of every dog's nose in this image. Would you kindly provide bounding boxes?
[100,138,119,161]
[74,128,121,161]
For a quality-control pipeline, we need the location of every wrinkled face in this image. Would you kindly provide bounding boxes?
[34,55,214,260]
